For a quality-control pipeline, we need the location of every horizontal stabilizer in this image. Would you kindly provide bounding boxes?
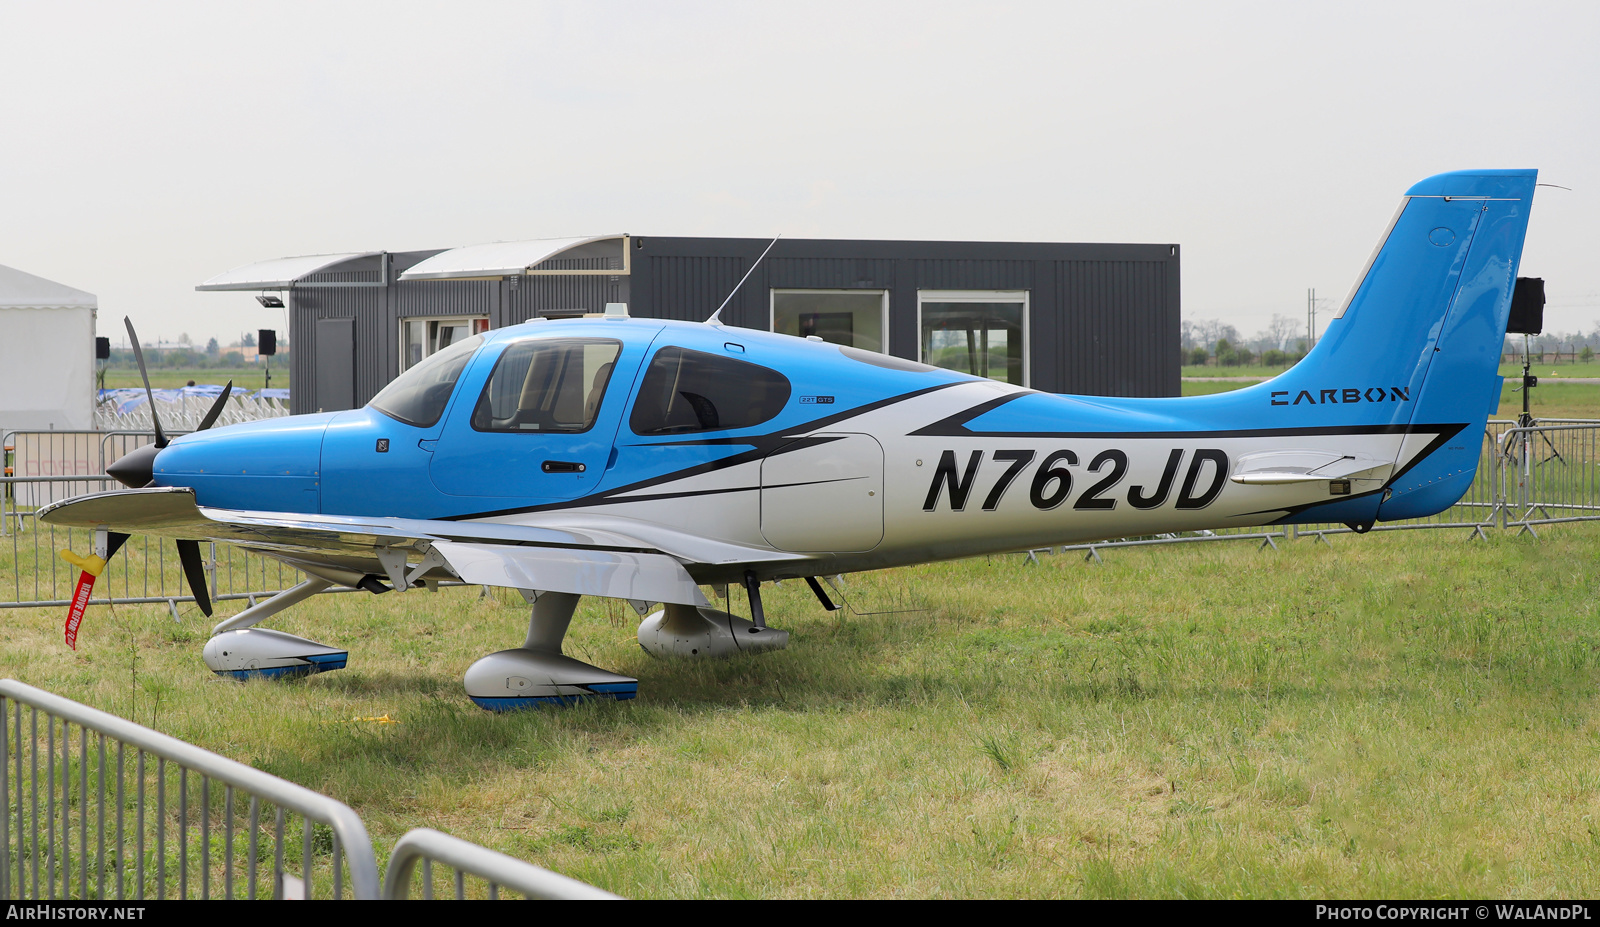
[1230,450,1393,485]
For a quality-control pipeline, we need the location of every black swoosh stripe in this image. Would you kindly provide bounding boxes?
[440,382,960,521]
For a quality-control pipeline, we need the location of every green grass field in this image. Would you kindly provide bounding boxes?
[99,368,286,389]
[4,524,1600,898]
[1183,362,1600,382]
[1181,365,1292,379]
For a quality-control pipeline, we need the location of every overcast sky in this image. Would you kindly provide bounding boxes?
[2,0,1596,347]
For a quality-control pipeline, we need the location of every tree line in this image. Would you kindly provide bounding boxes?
[1184,313,1600,368]
[101,333,292,370]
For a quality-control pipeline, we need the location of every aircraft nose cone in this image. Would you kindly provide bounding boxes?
[106,443,160,489]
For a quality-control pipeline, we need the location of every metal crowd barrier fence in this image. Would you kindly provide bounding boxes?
[1,680,618,901]
[1,475,339,615]
[383,828,621,900]
[0,678,379,900]
[1499,423,1600,535]
[1,431,191,506]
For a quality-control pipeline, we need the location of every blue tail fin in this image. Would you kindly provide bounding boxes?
[1254,169,1537,521]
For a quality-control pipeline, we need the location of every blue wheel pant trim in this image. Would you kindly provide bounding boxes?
[470,685,640,712]
[214,652,349,681]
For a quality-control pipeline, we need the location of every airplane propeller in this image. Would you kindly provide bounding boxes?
[175,539,212,618]
[125,316,166,449]
[104,317,233,617]
[106,318,233,490]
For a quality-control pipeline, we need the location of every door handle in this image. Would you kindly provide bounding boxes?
[541,460,587,473]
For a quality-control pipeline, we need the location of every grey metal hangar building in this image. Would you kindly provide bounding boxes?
[197,235,1180,415]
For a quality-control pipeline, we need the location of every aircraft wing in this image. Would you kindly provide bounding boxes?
[37,487,718,607]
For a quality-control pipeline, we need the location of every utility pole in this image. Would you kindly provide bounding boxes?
[1306,288,1316,349]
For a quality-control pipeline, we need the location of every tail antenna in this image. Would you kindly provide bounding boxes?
[706,235,781,325]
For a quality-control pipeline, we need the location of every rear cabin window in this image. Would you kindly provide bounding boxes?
[369,334,484,428]
[629,346,791,435]
[471,339,621,433]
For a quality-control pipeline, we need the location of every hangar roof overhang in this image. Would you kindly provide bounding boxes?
[195,252,385,291]
[197,237,629,291]
[398,234,628,281]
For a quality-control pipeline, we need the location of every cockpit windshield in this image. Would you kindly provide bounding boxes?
[369,334,484,428]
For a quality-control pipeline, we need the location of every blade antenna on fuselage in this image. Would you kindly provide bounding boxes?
[705,235,781,325]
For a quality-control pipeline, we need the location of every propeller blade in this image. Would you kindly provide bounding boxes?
[196,381,233,432]
[175,539,213,618]
[124,317,167,448]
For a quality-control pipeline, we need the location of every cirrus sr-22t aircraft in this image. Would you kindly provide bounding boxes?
[43,169,1537,709]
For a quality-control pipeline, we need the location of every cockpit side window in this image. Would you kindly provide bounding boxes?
[471,339,622,434]
[369,334,484,428]
[629,346,791,435]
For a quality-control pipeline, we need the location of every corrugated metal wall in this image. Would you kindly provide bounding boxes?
[503,275,621,325]
[913,259,1033,291]
[643,256,746,324]
[289,280,495,414]
[285,237,1179,412]
[628,238,1178,397]
[1055,258,1178,397]
[288,288,368,415]
[766,258,896,289]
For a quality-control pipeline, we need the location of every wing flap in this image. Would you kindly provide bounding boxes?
[432,540,709,607]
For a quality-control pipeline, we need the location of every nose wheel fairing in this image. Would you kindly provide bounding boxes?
[637,603,790,658]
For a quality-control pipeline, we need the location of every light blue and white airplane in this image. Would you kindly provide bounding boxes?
[42,169,1537,709]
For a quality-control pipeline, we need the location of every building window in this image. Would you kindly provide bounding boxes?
[401,316,489,371]
[917,290,1029,387]
[771,289,888,353]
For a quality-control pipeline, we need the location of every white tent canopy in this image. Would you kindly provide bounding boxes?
[399,235,625,281]
[196,252,377,291]
[0,263,96,436]
[0,263,96,309]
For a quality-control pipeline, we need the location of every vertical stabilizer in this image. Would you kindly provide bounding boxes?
[1238,170,1536,522]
